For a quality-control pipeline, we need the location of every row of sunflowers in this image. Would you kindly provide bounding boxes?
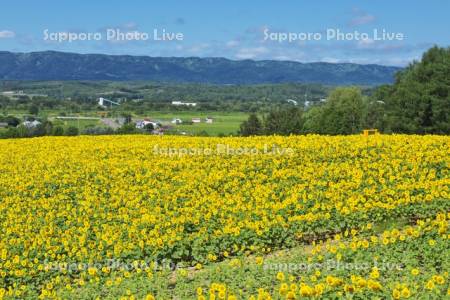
[0,134,448,298]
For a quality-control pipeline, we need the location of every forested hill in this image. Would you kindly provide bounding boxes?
[0,51,401,85]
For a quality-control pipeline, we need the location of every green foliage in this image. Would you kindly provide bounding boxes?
[277,87,366,135]
[264,107,304,135]
[52,126,64,136]
[117,123,137,134]
[312,87,364,134]
[372,46,450,134]
[144,123,154,132]
[239,113,263,136]
[0,115,20,127]
[65,126,79,136]
[29,104,39,115]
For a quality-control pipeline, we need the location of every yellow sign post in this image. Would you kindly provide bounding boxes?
[362,129,378,136]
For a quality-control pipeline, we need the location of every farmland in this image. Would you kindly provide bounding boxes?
[0,134,448,299]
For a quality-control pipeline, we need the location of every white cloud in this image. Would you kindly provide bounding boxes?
[357,38,375,49]
[0,30,15,38]
[351,14,375,26]
[122,22,138,30]
[235,46,268,59]
[187,43,210,55]
[226,40,239,48]
[321,57,341,63]
[349,8,376,26]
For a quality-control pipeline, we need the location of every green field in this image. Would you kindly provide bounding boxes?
[1,110,249,136]
[145,112,248,135]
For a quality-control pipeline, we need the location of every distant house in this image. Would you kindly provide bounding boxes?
[22,120,41,128]
[304,100,311,108]
[191,118,201,123]
[2,91,47,99]
[0,122,8,128]
[172,101,197,107]
[136,119,160,129]
[205,117,214,124]
[286,99,298,106]
[171,118,182,124]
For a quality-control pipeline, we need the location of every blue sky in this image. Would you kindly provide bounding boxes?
[0,0,448,66]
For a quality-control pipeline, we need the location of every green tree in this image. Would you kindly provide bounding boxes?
[303,87,364,134]
[379,46,450,134]
[29,104,39,115]
[144,123,154,132]
[117,123,137,134]
[363,85,391,132]
[65,126,79,136]
[264,108,303,135]
[52,126,64,136]
[239,113,263,136]
[302,106,326,134]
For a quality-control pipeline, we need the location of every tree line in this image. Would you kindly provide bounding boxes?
[240,46,449,136]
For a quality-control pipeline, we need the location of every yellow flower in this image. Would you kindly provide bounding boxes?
[196,287,203,296]
[286,290,296,299]
[401,287,411,298]
[392,289,401,299]
[299,285,313,297]
[255,257,263,265]
[433,275,445,285]
[370,268,380,279]
[367,280,382,291]
[344,284,355,293]
[87,267,97,276]
[428,239,436,246]
[276,272,285,281]
[313,283,324,295]
[278,283,288,295]
[411,268,420,276]
[357,278,366,288]
[426,280,435,290]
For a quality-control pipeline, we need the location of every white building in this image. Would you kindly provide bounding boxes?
[98,97,120,108]
[191,118,201,123]
[136,120,160,129]
[286,99,298,106]
[304,100,311,108]
[171,118,182,124]
[172,101,197,107]
[205,117,214,124]
[22,120,41,128]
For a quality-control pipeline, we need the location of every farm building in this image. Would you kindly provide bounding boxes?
[136,120,160,129]
[172,101,197,107]
[22,120,41,128]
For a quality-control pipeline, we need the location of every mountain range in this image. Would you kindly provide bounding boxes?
[0,51,402,85]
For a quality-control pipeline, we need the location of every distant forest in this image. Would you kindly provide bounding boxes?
[0,81,335,113]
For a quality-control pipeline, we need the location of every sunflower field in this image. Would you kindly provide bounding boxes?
[0,135,448,299]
